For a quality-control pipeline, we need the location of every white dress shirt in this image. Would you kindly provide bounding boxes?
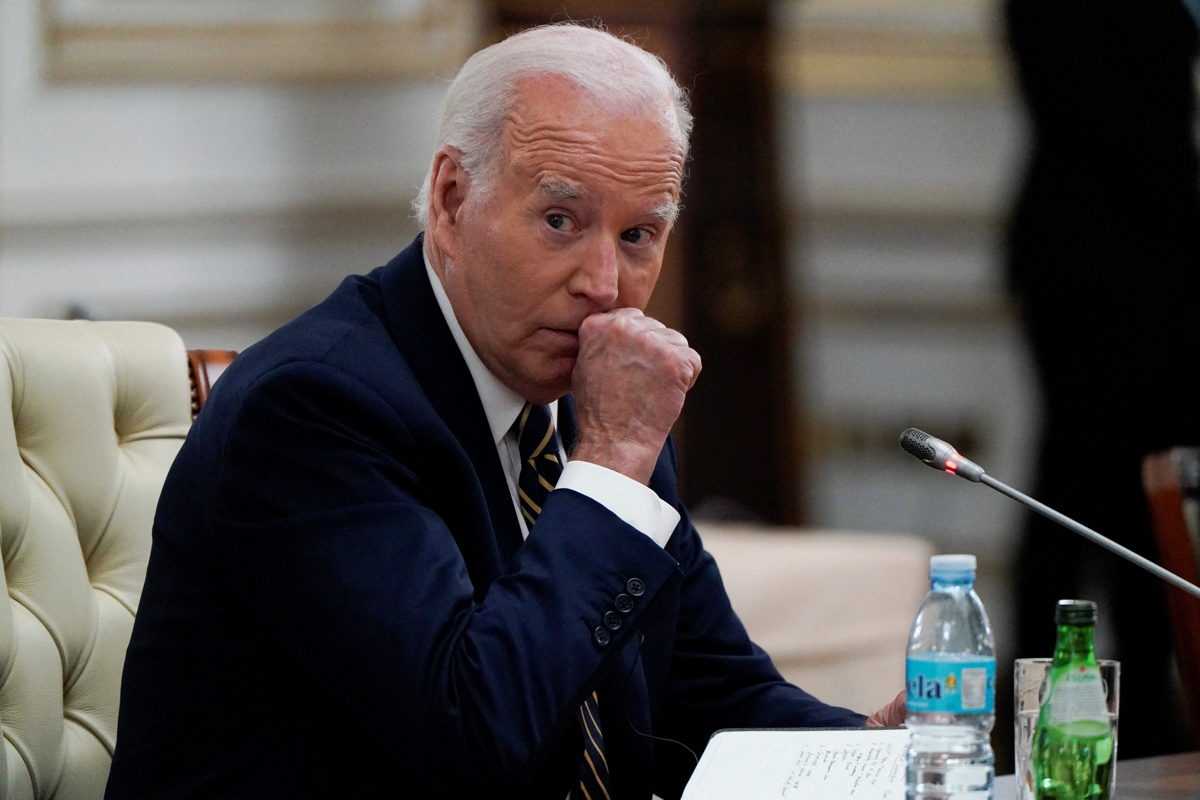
[424,254,679,546]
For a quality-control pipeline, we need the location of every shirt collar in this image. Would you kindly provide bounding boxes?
[423,249,536,446]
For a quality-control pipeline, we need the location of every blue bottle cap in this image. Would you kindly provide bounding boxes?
[930,554,977,580]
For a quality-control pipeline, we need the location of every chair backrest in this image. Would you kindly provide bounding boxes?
[186,349,237,420]
[0,318,199,799]
[695,522,933,714]
[1142,446,1200,746]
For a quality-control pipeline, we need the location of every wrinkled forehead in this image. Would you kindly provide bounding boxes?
[502,76,685,203]
[503,71,685,149]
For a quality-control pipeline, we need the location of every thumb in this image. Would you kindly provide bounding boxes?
[866,689,907,728]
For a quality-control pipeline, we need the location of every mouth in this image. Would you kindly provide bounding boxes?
[542,326,579,342]
[534,328,581,362]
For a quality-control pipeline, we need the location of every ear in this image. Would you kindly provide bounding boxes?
[427,146,469,260]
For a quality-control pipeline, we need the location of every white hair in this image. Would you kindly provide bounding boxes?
[412,22,692,228]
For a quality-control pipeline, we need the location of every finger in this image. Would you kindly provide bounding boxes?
[641,324,686,346]
[578,307,648,339]
[683,351,702,388]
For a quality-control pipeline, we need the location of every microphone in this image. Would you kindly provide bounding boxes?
[899,427,985,482]
[899,427,1200,601]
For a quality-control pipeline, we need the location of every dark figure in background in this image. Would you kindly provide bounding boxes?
[1005,0,1200,758]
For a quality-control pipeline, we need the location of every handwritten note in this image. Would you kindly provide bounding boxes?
[681,728,912,800]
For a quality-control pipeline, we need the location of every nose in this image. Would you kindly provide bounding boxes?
[568,236,620,308]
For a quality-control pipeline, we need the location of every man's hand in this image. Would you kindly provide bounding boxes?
[865,689,907,728]
[569,308,701,484]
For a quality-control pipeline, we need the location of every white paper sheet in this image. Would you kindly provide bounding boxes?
[681,728,912,800]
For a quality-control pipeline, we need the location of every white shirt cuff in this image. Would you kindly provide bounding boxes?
[556,460,680,549]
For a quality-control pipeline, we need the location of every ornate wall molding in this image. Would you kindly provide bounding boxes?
[772,0,1014,98]
[43,0,482,82]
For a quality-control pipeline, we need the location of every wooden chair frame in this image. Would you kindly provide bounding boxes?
[187,349,238,419]
[1142,446,1200,745]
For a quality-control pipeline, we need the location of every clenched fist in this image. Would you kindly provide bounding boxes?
[569,308,702,484]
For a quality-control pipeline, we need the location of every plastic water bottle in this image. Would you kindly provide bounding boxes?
[905,554,996,800]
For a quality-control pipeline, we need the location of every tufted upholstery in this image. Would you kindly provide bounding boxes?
[697,523,934,714]
[0,318,194,800]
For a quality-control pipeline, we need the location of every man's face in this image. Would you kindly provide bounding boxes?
[428,75,685,404]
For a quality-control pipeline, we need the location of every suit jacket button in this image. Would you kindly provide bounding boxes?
[593,627,611,647]
[625,577,646,597]
[603,611,622,631]
[614,593,634,613]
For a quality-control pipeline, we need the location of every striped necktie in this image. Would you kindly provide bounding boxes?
[516,402,562,529]
[515,403,612,800]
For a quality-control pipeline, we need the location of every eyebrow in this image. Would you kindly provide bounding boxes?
[537,177,680,225]
[650,199,680,225]
[538,177,584,201]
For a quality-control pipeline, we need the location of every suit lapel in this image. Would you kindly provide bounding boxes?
[375,245,663,792]
[375,236,526,568]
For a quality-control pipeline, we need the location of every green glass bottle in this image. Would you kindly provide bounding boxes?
[1031,599,1115,800]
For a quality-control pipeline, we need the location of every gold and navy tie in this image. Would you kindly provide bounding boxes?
[516,402,562,529]
[515,403,611,800]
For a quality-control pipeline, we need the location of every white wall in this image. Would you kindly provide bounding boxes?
[783,92,1037,566]
[0,0,443,350]
[772,0,1039,656]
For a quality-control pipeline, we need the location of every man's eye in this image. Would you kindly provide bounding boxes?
[621,228,649,244]
[546,214,568,230]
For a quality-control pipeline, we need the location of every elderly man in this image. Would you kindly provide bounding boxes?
[106,23,902,800]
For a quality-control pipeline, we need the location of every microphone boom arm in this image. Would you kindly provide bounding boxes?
[899,427,1200,602]
[979,473,1200,601]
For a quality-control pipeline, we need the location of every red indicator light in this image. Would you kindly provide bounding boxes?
[946,460,959,470]
[944,467,957,475]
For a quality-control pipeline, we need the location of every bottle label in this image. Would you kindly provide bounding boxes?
[906,656,996,714]
[1043,665,1109,726]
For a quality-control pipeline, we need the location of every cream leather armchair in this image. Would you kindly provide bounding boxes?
[0,319,196,800]
[697,522,934,714]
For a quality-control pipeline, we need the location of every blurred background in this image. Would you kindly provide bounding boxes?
[2,0,1196,774]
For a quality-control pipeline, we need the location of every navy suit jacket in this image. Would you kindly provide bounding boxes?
[106,236,865,800]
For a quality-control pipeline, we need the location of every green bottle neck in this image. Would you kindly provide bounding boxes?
[1052,623,1099,667]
